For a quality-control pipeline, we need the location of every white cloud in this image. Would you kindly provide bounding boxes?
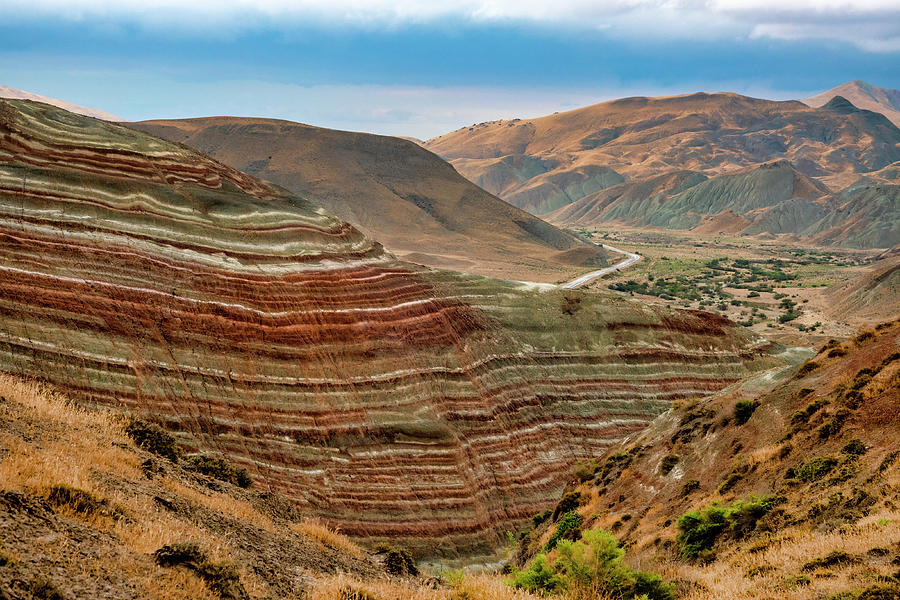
[2,0,898,51]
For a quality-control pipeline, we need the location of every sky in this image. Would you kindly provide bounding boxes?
[1,0,898,138]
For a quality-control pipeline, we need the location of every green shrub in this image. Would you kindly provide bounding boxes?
[185,455,252,488]
[126,419,180,462]
[676,496,776,559]
[660,454,679,476]
[546,511,583,551]
[532,509,552,528]
[842,440,868,456]
[511,554,567,594]
[512,530,675,600]
[734,400,760,425]
[796,457,839,482]
[791,398,828,426]
[553,491,584,520]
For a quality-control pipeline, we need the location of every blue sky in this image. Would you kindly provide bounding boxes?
[1,1,898,138]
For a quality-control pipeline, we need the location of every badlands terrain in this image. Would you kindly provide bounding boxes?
[0,77,897,600]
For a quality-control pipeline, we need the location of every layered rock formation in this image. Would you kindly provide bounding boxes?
[0,99,776,557]
[129,117,606,282]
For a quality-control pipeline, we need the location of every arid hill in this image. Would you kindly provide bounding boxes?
[0,84,123,121]
[426,92,900,247]
[130,117,606,282]
[805,80,900,128]
[514,320,900,600]
[0,99,777,558]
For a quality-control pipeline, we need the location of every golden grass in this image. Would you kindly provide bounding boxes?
[307,572,541,600]
[668,510,900,600]
[290,518,365,559]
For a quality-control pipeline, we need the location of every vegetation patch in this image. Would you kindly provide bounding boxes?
[796,457,839,482]
[546,511,583,551]
[512,529,675,600]
[842,440,868,456]
[553,491,584,520]
[154,542,248,600]
[126,419,180,462]
[531,509,552,528]
[45,484,121,519]
[802,550,858,572]
[676,496,777,559]
[30,577,65,600]
[734,400,760,425]
[378,546,418,577]
[660,454,679,476]
[185,455,252,488]
[680,479,700,497]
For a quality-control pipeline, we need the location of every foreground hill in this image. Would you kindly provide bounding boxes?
[805,80,900,128]
[130,117,606,282]
[0,99,776,558]
[0,83,122,121]
[515,320,900,599]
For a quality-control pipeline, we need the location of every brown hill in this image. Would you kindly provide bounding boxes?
[130,117,606,282]
[426,92,900,224]
[805,80,900,128]
[0,83,122,121]
[514,320,900,600]
[825,253,900,324]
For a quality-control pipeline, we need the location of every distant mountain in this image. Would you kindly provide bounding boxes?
[804,80,900,127]
[0,84,122,121]
[130,117,607,282]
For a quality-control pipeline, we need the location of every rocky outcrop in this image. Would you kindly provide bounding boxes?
[0,99,776,557]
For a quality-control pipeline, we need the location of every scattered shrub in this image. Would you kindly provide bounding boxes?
[795,361,820,377]
[531,509,552,528]
[796,457,839,482]
[680,479,700,497]
[718,471,744,494]
[382,547,417,576]
[185,455,252,488]
[828,347,848,358]
[745,565,777,578]
[734,400,760,425]
[855,331,875,344]
[676,496,777,559]
[553,491,584,520]
[126,419,180,462]
[792,398,828,426]
[154,542,247,600]
[660,454,679,476]
[802,550,858,571]
[46,484,107,517]
[818,409,851,439]
[511,554,566,594]
[546,511,583,551]
[30,577,65,600]
[842,440,868,456]
[561,294,582,316]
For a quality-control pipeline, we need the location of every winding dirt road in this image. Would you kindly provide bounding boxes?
[562,244,642,289]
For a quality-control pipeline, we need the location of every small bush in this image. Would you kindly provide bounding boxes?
[802,550,858,571]
[792,398,828,425]
[676,496,776,558]
[126,419,180,462]
[154,543,247,600]
[382,547,417,576]
[842,440,868,456]
[553,491,584,520]
[531,509,552,528]
[511,554,567,594]
[795,361,820,377]
[30,577,65,600]
[734,400,760,425]
[46,484,106,517]
[796,457,839,482]
[546,511,583,551]
[680,479,700,497]
[660,454,679,476]
[828,347,848,358]
[185,455,252,488]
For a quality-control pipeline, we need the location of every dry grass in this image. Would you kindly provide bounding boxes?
[307,572,541,600]
[667,510,900,600]
[290,518,364,559]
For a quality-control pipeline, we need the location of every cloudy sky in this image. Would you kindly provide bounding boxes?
[1,0,898,138]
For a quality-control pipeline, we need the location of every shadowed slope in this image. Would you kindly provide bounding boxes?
[805,80,900,128]
[130,117,606,282]
[0,99,776,558]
